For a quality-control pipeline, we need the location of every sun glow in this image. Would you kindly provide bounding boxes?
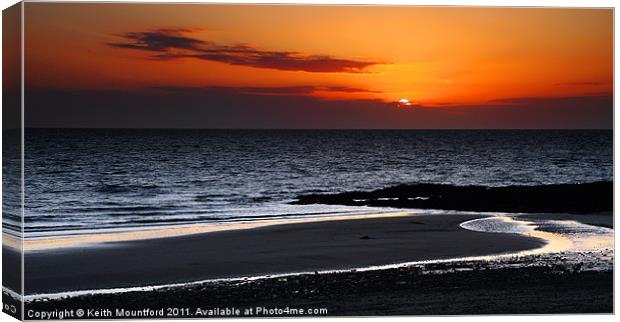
[398,98,412,107]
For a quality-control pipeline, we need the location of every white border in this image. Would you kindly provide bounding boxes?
[0,1,616,322]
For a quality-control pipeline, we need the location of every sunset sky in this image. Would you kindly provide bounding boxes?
[22,3,613,128]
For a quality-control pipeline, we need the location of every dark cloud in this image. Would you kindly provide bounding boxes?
[320,86,381,93]
[555,81,604,86]
[110,28,209,52]
[25,88,612,129]
[149,85,379,96]
[489,94,612,107]
[109,29,383,73]
[150,85,315,95]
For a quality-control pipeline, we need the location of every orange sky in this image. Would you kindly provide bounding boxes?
[24,4,612,108]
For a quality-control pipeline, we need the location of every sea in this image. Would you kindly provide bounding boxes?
[5,129,613,239]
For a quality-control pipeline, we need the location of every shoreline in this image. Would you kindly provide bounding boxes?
[5,211,416,252]
[18,214,546,296]
[10,208,608,253]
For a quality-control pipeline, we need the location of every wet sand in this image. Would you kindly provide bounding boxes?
[20,214,544,295]
[520,212,613,228]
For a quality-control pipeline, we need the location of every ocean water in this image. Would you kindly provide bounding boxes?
[14,129,613,238]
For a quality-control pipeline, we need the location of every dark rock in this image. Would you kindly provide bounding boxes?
[293,181,612,213]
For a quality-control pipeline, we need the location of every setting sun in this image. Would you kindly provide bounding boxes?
[398,98,412,107]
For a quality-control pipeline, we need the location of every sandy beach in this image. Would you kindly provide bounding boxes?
[19,214,544,295]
